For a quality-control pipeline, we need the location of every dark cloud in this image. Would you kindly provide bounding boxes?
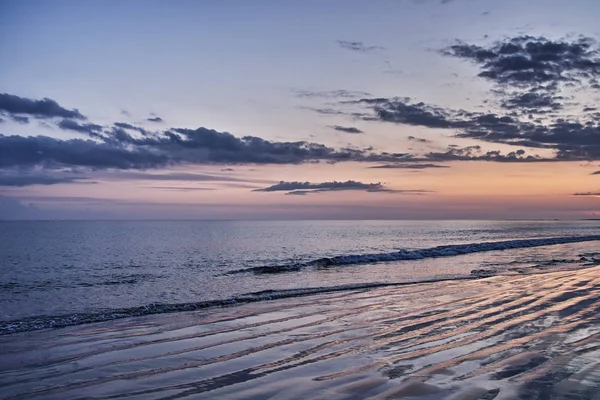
[314,90,600,160]
[356,97,460,128]
[434,36,600,150]
[336,40,385,53]
[500,90,564,113]
[113,122,150,135]
[329,125,363,134]
[407,136,429,143]
[369,163,449,169]
[11,115,30,124]
[283,190,310,196]
[455,119,600,161]
[0,135,170,170]
[573,191,600,196]
[441,36,600,89]
[158,127,371,164]
[285,188,430,195]
[255,180,384,192]
[0,93,85,120]
[147,116,163,123]
[0,125,421,172]
[423,145,550,162]
[58,119,104,137]
[254,180,428,195]
[0,172,92,187]
[353,90,600,160]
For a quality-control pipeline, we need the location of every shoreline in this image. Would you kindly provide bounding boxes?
[2,266,600,399]
[3,261,595,336]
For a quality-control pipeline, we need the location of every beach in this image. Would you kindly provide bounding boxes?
[1,266,600,399]
[4,1,600,398]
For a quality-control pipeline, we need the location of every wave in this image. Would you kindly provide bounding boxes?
[0,276,484,336]
[3,235,599,336]
[226,235,600,275]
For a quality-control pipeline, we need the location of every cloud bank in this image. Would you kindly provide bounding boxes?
[0,93,85,120]
[254,180,429,195]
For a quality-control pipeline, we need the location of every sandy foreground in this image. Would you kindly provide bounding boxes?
[1,267,600,400]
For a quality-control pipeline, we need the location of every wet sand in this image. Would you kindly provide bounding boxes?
[1,267,600,399]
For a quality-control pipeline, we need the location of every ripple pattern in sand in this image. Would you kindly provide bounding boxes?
[1,267,600,399]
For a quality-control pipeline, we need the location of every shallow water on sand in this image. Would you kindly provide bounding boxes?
[1,220,600,333]
[1,267,600,399]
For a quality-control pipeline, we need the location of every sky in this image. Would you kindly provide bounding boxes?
[1,0,600,220]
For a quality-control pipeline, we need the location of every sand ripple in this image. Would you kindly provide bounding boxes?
[1,267,600,399]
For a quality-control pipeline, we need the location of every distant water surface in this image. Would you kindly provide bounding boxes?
[1,220,599,333]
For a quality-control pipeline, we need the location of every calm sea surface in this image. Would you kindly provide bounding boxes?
[1,220,600,333]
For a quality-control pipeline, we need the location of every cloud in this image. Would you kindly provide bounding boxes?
[0,93,85,120]
[356,97,460,128]
[147,116,163,123]
[0,127,428,172]
[254,180,430,195]
[375,36,595,158]
[303,107,346,115]
[255,180,384,192]
[407,136,429,143]
[0,171,92,187]
[352,80,600,161]
[11,115,30,124]
[329,125,363,134]
[111,172,246,182]
[369,163,449,169]
[500,90,564,113]
[441,36,600,89]
[312,89,600,161]
[423,145,551,162]
[573,191,600,196]
[0,135,170,170]
[336,40,385,53]
[293,89,371,99]
[113,122,150,135]
[58,119,104,137]
[453,118,600,161]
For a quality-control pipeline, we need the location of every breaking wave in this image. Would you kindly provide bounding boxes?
[3,235,599,336]
[226,235,600,275]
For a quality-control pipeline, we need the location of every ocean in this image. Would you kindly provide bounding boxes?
[1,220,600,334]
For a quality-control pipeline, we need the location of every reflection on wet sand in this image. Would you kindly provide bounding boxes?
[1,267,600,399]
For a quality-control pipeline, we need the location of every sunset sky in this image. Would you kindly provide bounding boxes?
[1,0,600,219]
